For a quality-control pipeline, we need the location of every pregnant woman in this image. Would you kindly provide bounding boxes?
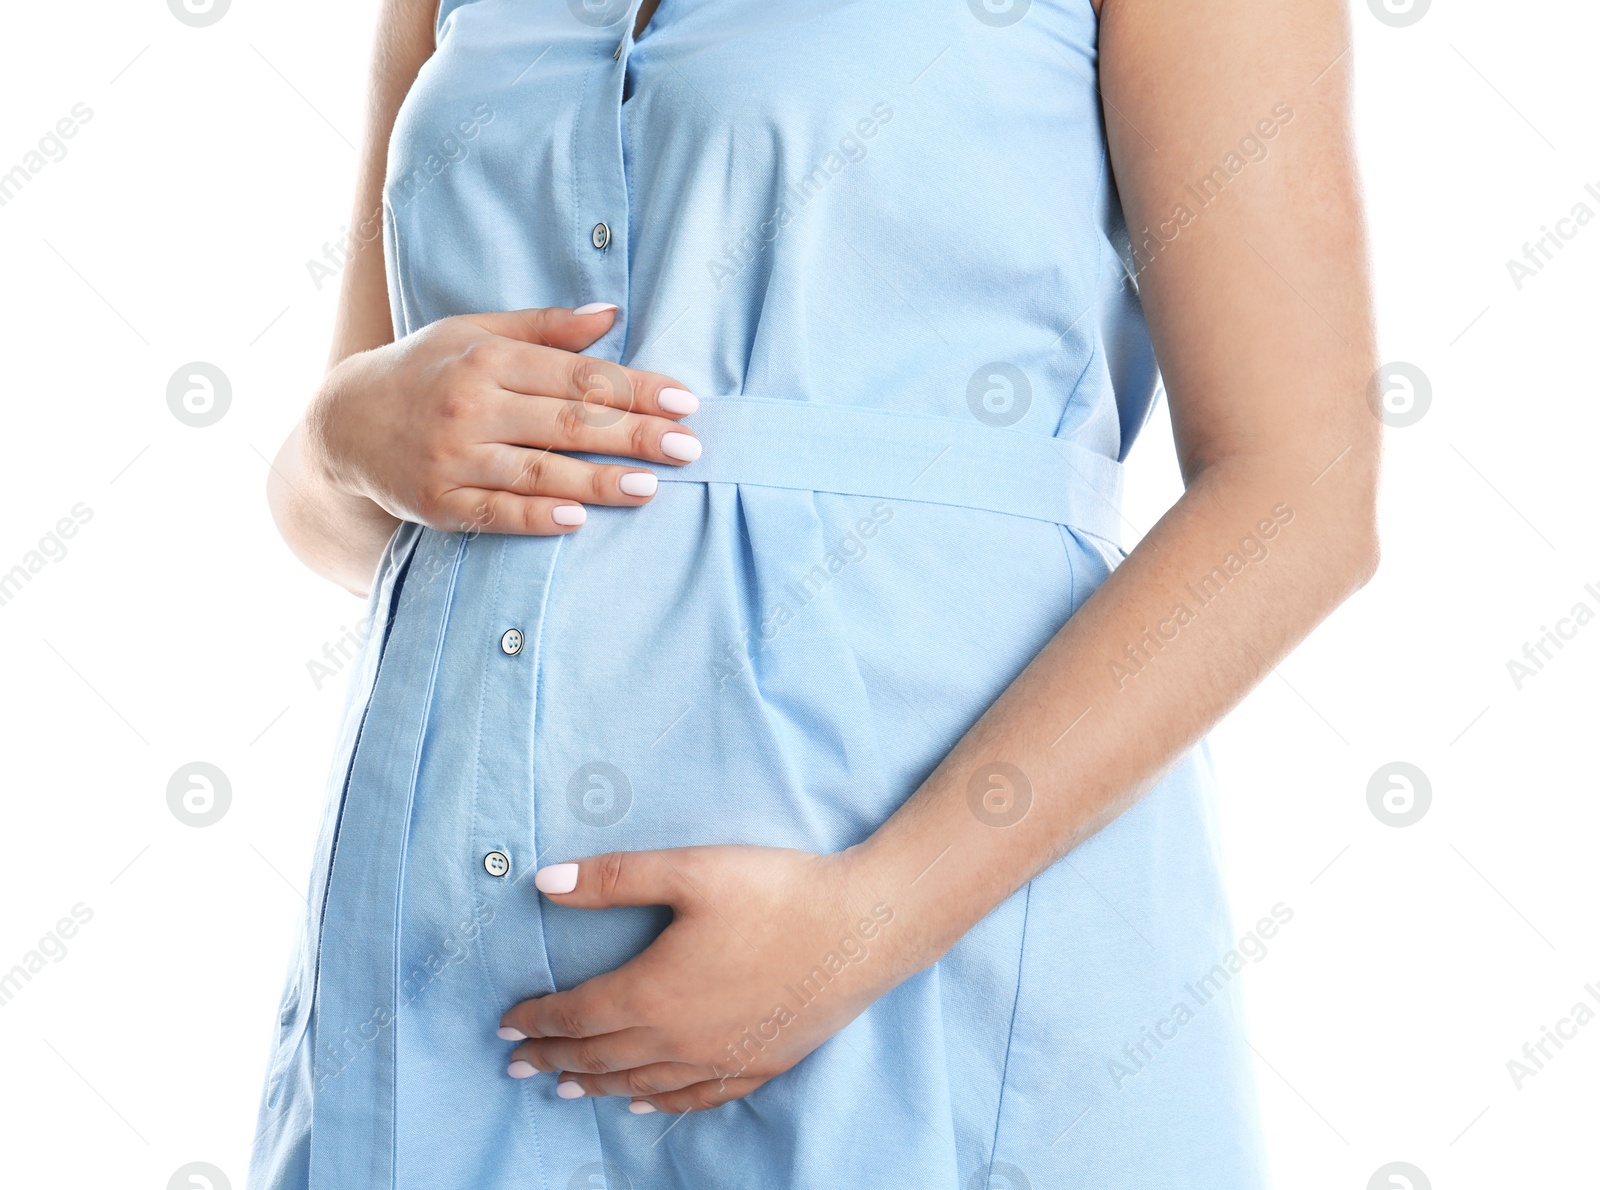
[253,0,1378,1186]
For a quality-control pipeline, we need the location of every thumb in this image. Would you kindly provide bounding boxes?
[465,303,618,352]
[533,850,686,909]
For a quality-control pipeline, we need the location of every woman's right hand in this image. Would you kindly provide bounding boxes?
[307,303,700,538]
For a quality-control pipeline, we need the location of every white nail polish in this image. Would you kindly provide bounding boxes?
[572,302,618,315]
[508,1060,539,1079]
[552,505,587,526]
[628,1101,657,1115]
[619,472,658,497]
[497,1026,528,1042]
[658,387,699,415]
[535,862,580,894]
[661,432,702,462]
[556,1080,585,1099]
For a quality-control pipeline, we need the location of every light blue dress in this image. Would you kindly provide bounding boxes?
[252,1,1267,1186]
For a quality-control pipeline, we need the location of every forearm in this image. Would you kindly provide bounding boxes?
[855,454,1377,968]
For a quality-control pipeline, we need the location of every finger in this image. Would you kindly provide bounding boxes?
[506,1028,668,1076]
[630,1075,770,1115]
[432,487,590,537]
[476,444,660,505]
[500,967,645,1041]
[491,343,699,421]
[463,305,620,354]
[492,394,701,466]
[542,1061,709,1101]
[531,850,694,910]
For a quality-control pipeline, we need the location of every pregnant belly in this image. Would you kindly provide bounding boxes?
[516,482,1106,988]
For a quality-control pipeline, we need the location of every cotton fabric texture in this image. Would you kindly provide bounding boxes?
[250,1,1267,1186]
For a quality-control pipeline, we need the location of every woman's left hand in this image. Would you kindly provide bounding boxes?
[497,845,914,1114]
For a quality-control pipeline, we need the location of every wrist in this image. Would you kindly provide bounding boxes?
[841,828,970,982]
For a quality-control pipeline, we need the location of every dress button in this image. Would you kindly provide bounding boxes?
[483,850,511,878]
[500,628,524,656]
[591,222,611,251]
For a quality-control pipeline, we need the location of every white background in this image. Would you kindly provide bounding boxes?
[0,1,1594,1187]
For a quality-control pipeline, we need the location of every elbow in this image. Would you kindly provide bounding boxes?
[264,446,298,553]
[1331,459,1382,595]
[1347,520,1381,593]
[1311,514,1379,603]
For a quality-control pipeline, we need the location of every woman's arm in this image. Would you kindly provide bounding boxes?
[500,0,1379,1112]
[848,0,1381,945]
[268,0,703,595]
[265,0,435,592]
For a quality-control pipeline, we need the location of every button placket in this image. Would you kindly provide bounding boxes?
[466,536,564,1016]
[575,10,633,334]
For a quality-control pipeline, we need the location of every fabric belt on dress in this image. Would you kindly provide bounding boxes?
[573,396,1126,545]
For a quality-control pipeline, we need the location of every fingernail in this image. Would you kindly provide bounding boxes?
[552,505,587,526]
[628,1101,657,1115]
[572,302,618,316]
[556,1080,586,1099]
[661,432,702,462]
[497,1026,528,1042]
[535,862,580,894]
[658,387,699,415]
[619,472,658,497]
[508,1060,539,1079]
